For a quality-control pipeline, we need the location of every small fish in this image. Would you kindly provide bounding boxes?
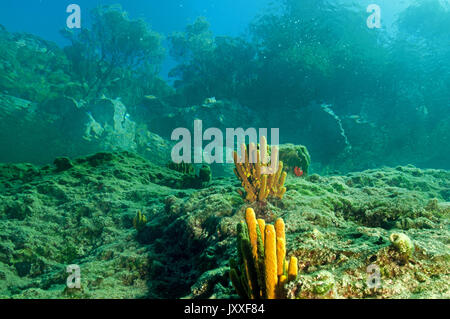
[15,39,26,48]
[416,105,429,116]
[203,97,217,105]
[346,114,373,125]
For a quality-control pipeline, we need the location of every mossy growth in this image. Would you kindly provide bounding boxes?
[167,161,195,175]
[312,270,335,295]
[167,161,212,189]
[279,144,311,175]
[53,157,74,172]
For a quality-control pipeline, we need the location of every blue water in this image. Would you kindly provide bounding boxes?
[0,0,449,171]
[0,0,273,78]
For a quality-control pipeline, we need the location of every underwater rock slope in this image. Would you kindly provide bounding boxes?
[0,151,448,298]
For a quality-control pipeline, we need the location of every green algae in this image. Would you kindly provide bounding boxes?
[0,151,448,299]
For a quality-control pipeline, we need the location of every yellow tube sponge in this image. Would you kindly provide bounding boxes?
[275,218,286,240]
[276,237,286,277]
[230,212,298,299]
[288,256,298,282]
[275,216,286,278]
[257,219,265,244]
[277,275,287,297]
[264,224,278,299]
[259,175,268,202]
[233,139,287,203]
[245,208,259,261]
[133,210,147,231]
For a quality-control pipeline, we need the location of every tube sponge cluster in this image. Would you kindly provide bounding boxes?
[233,137,287,202]
[132,210,147,231]
[230,208,298,299]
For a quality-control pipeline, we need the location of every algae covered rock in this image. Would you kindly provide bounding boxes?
[188,266,229,298]
[168,162,212,189]
[198,165,212,184]
[0,151,448,299]
[0,28,72,102]
[286,270,335,299]
[390,232,414,260]
[53,157,73,172]
[279,143,311,175]
[312,271,335,296]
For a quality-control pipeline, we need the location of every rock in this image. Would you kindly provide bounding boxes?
[137,99,260,139]
[390,232,414,260]
[312,271,335,295]
[189,267,229,298]
[198,165,212,184]
[279,144,311,175]
[53,157,73,172]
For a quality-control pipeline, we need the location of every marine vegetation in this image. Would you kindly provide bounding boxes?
[229,208,298,299]
[167,161,212,189]
[167,161,195,175]
[61,4,166,103]
[0,151,448,299]
[168,17,257,106]
[233,137,287,202]
[279,144,311,175]
[166,0,450,173]
[133,210,148,232]
[0,26,72,103]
